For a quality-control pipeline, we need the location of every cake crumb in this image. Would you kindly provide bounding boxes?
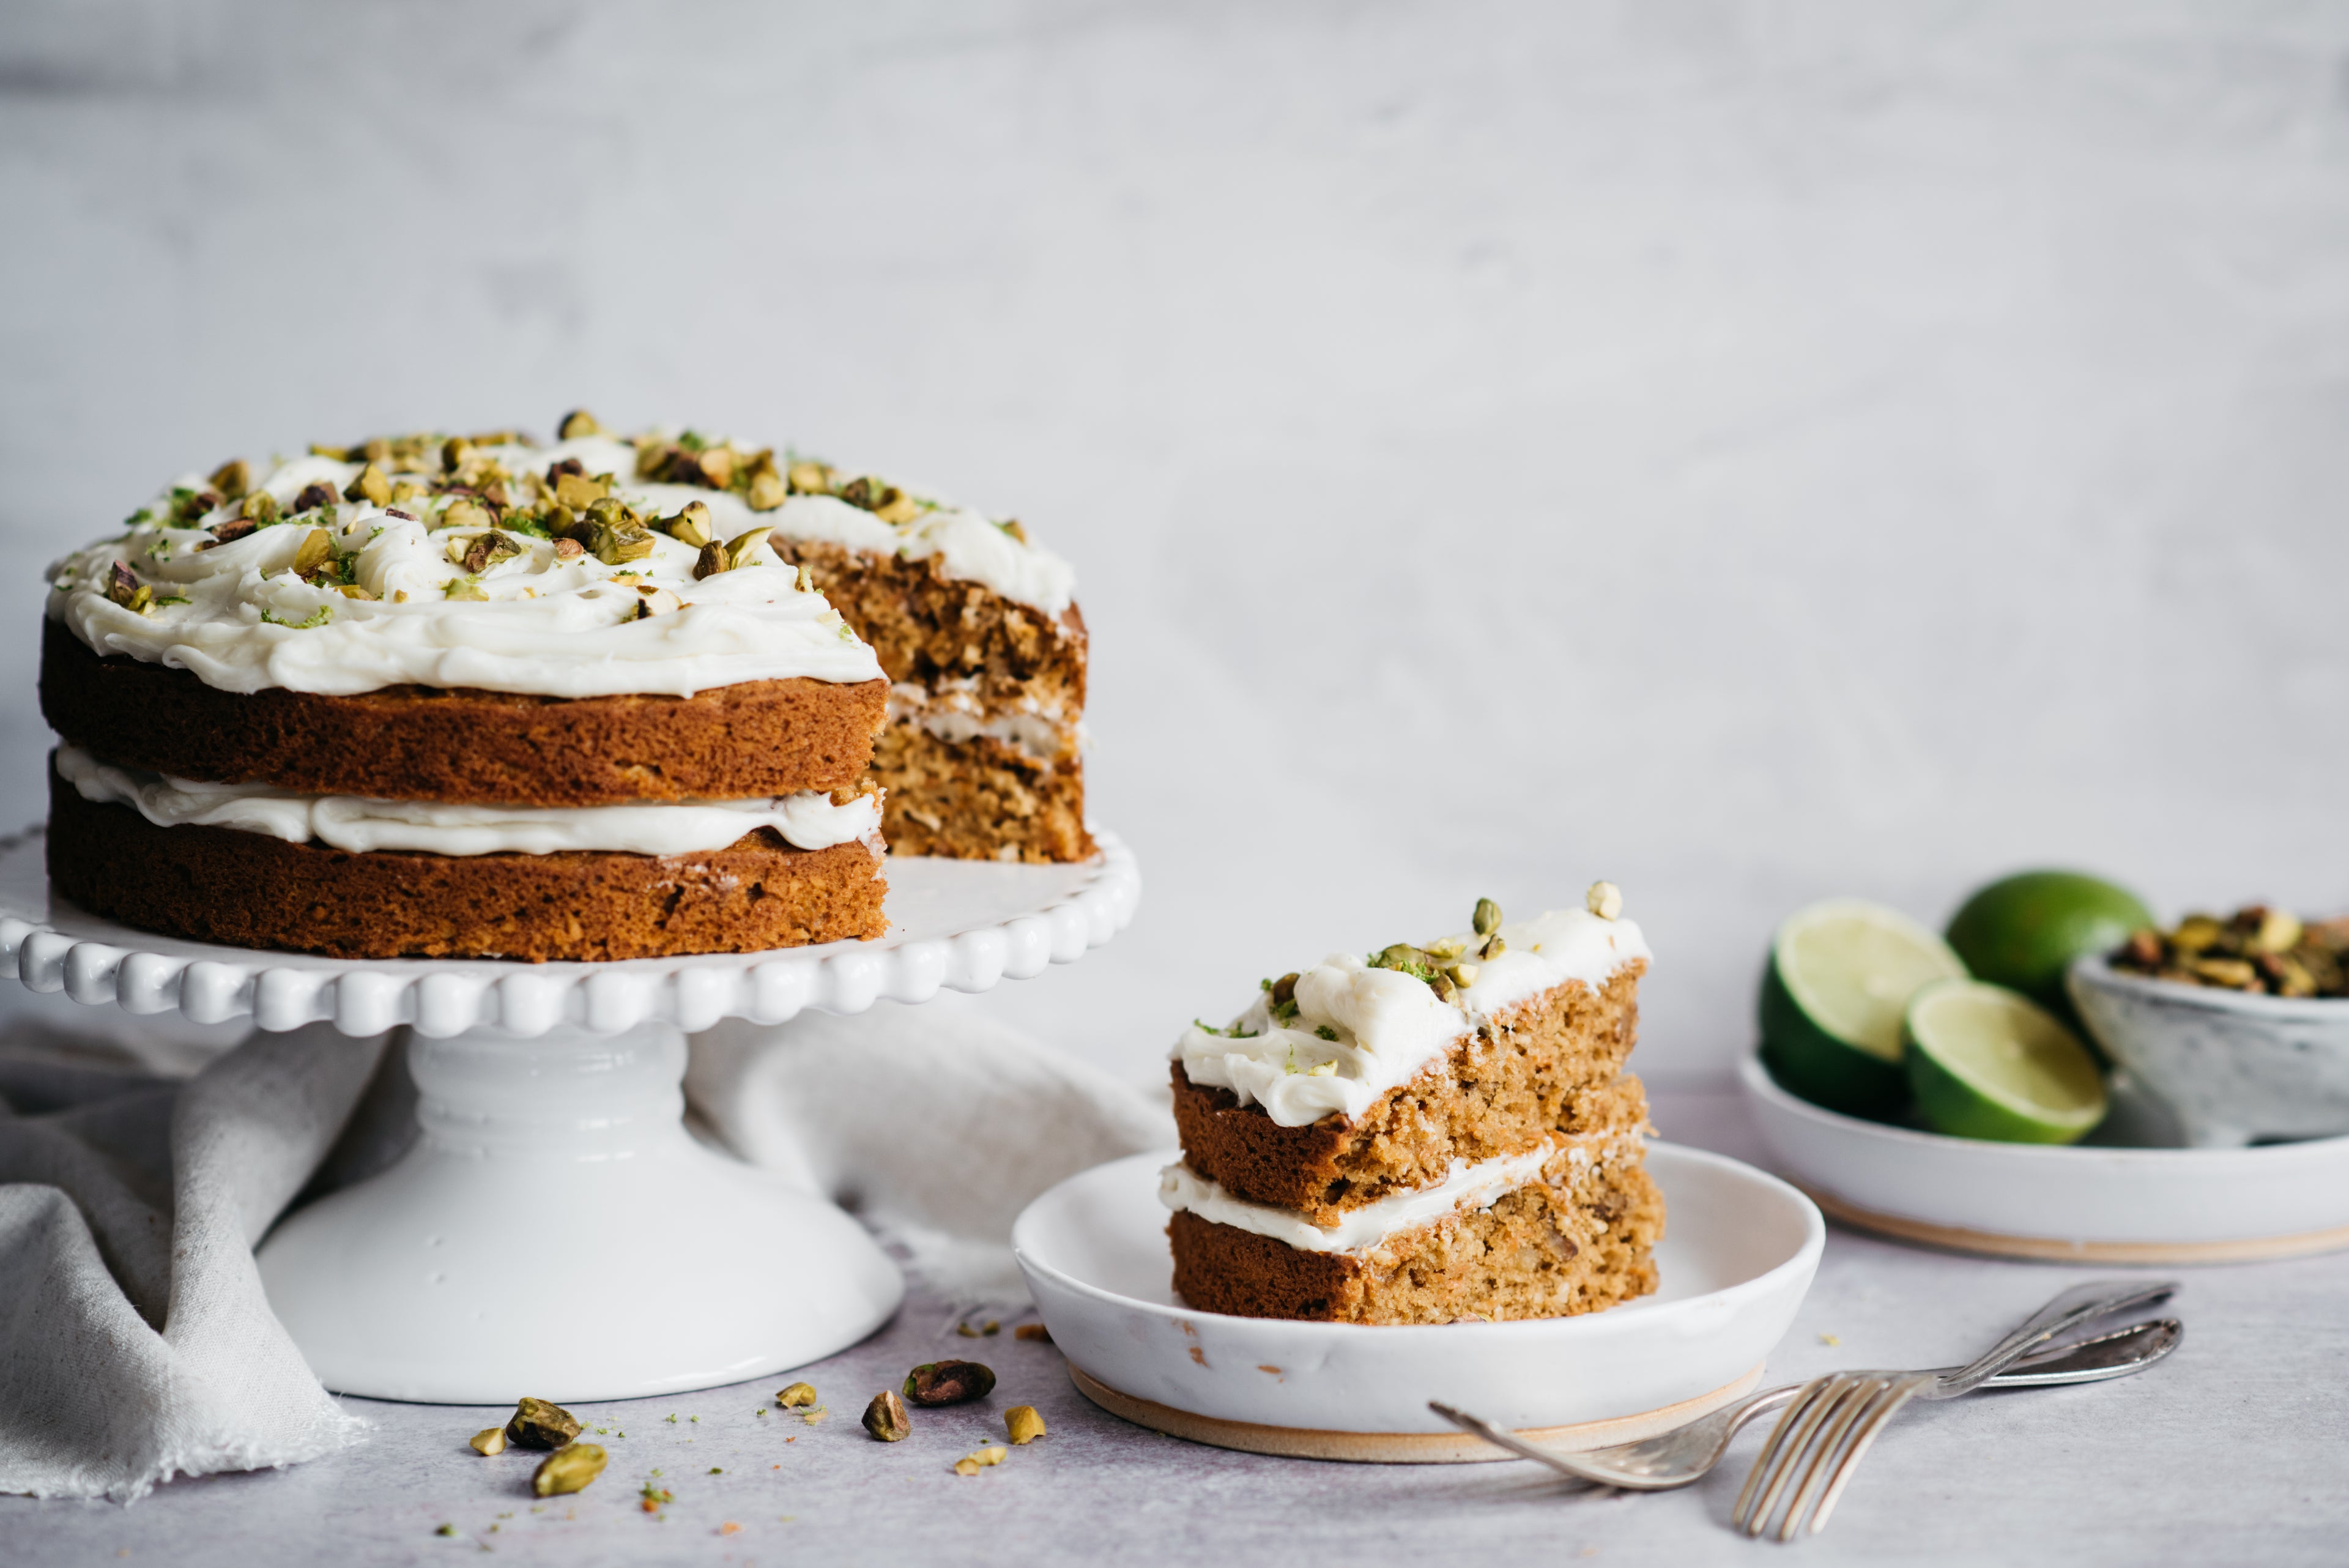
[1819,1333,1841,1346]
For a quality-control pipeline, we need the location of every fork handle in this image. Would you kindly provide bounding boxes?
[1932,1279,2177,1397]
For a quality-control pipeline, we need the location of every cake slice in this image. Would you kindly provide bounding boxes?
[1163,890,1661,1324]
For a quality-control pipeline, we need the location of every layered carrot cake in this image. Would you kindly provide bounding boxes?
[1163,888,1661,1324]
[39,414,1089,960]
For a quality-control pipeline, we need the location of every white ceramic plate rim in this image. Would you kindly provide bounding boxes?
[2072,951,2349,1020]
[1011,1140,1827,1345]
[1738,1049,2349,1170]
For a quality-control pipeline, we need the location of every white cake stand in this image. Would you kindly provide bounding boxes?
[0,829,1138,1402]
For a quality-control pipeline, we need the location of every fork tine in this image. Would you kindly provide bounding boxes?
[1732,1377,1831,1529]
[1805,1377,1929,1535]
[1777,1378,1899,1542]
[1737,1377,1862,1537]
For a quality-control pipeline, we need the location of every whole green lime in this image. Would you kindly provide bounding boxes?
[1944,871,2153,1027]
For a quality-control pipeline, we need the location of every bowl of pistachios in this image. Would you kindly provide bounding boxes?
[2069,906,2349,1149]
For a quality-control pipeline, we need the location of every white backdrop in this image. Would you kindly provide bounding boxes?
[5,1,2345,1085]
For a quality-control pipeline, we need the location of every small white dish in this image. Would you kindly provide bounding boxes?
[1739,1051,2349,1263]
[1012,1143,1822,1462]
[2069,954,2349,1148]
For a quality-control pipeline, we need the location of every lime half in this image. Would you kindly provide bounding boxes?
[1759,899,1967,1117]
[1904,978,2107,1144]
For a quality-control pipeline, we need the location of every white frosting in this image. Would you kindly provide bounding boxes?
[49,431,1077,699]
[888,681,1079,765]
[1174,908,1652,1129]
[55,745,880,858]
[1158,1143,1560,1254]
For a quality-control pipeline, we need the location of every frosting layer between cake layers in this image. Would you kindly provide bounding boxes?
[54,746,881,858]
[1174,908,1653,1128]
[48,433,1077,700]
[1159,1142,1570,1253]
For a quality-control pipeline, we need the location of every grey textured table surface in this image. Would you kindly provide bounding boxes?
[7,1088,2346,1567]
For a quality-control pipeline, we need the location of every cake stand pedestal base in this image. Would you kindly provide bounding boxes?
[255,1021,902,1403]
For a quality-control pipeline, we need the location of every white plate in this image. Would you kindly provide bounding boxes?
[1012,1143,1822,1462]
[1739,1052,2349,1263]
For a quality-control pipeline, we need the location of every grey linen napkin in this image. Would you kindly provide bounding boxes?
[0,998,1165,1501]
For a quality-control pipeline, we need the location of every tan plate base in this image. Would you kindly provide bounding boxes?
[1067,1361,1764,1465]
[1802,1184,2349,1265]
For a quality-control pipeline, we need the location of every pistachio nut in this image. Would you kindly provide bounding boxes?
[631,585,685,619]
[1270,972,1299,1006]
[441,436,472,474]
[1473,897,1502,937]
[390,480,424,503]
[442,578,489,601]
[292,481,338,515]
[553,537,587,560]
[694,446,735,489]
[205,518,258,548]
[556,409,604,440]
[2170,915,2224,954]
[469,1428,507,1457]
[746,464,787,511]
[837,475,891,512]
[584,495,637,530]
[776,1382,818,1408]
[441,498,492,533]
[724,526,773,571]
[1004,1406,1046,1445]
[505,1397,582,1450]
[553,471,609,511]
[693,541,727,579]
[2252,907,2304,954]
[531,1443,607,1498]
[904,1360,996,1407]
[344,463,392,507]
[240,491,281,525]
[292,528,336,579]
[462,530,522,576]
[787,459,835,495]
[662,500,714,548]
[1013,1324,1052,1343]
[171,488,221,524]
[1586,882,1622,921]
[862,1389,911,1443]
[1449,961,1480,989]
[952,1446,1008,1476]
[105,561,152,615]
[1001,518,1030,544]
[593,523,656,566]
[209,459,251,500]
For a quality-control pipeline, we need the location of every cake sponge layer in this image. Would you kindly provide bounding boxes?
[870,721,1090,864]
[1167,1147,1663,1325]
[1171,965,1646,1224]
[40,620,887,808]
[48,776,887,962]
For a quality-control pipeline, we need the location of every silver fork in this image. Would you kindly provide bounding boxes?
[1732,1279,2178,1541]
[1430,1313,2179,1490]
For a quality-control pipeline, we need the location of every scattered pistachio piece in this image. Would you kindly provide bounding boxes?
[441,436,472,473]
[105,561,153,615]
[862,1390,911,1443]
[335,583,377,601]
[1014,1324,1052,1343]
[440,497,491,533]
[344,463,392,507]
[746,463,787,511]
[1001,518,1030,544]
[207,518,258,548]
[470,1428,508,1457]
[553,537,587,560]
[953,1446,1008,1476]
[1450,961,1480,988]
[241,491,280,524]
[390,480,424,503]
[1587,882,1622,921]
[443,576,488,601]
[462,530,522,576]
[557,409,603,440]
[904,1361,996,1408]
[1474,898,1502,937]
[724,526,773,571]
[694,446,735,489]
[631,584,685,619]
[787,459,835,495]
[292,481,336,514]
[1004,1406,1046,1445]
[292,527,336,579]
[209,459,250,500]
[595,523,656,566]
[662,500,714,548]
[507,1397,584,1451]
[554,471,609,511]
[693,540,727,579]
[776,1382,818,1408]
[532,1443,607,1498]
